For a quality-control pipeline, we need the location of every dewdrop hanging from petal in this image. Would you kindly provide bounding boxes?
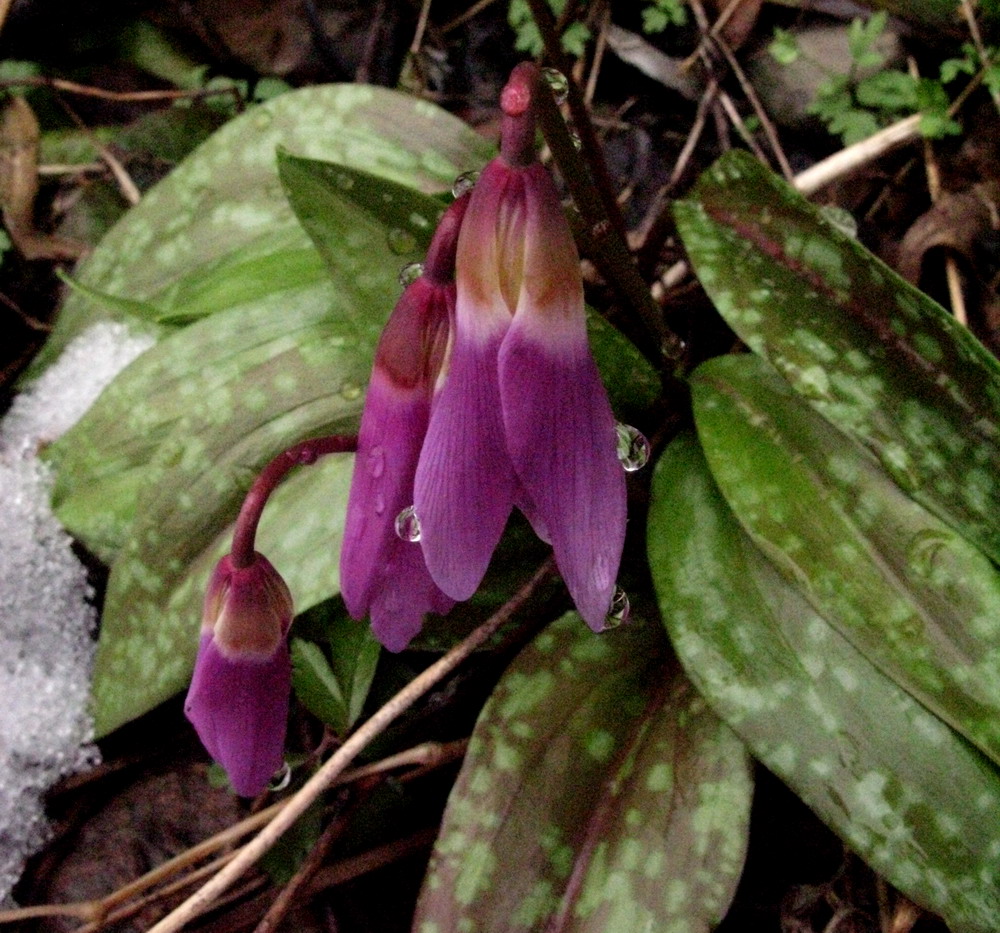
[413,61,627,630]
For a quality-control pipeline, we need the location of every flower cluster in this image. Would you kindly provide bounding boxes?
[341,61,626,650]
[185,62,629,795]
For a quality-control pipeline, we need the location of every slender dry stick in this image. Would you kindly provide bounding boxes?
[910,57,968,326]
[440,0,499,33]
[147,559,554,933]
[0,743,465,929]
[0,75,244,105]
[960,0,1000,114]
[710,30,793,180]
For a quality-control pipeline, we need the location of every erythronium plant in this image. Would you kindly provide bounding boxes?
[187,62,630,790]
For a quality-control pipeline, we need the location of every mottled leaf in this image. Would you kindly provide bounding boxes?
[647,430,1000,933]
[28,83,494,375]
[47,287,360,561]
[691,353,1000,766]
[414,612,752,933]
[674,149,1000,566]
[277,151,445,273]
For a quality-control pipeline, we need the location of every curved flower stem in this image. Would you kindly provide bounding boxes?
[147,557,556,933]
[230,435,358,569]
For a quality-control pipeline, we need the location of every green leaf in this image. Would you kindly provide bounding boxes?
[847,12,888,69]
[291,639,349,732]
[291,603,381,733]
[691,353,1000,766]
[648,430,1000,933]
[414,612,752,932]
[673,149,1000,567]
[768,28,800,66]
[47,277,366,560]
[277,151,445,295]
[27,83,494,377]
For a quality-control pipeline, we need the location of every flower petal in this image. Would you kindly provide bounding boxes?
[369,541,456,652]
[340,279,451,621]
[499,322,626,631]
[415,328,516,600]
[184,633,291,797]
[340,370,430,618]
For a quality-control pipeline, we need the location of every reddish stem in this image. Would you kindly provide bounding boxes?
[230,435,358,569]
[500,61,541,168]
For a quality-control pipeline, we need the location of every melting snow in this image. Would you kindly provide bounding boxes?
[0,321,154,904]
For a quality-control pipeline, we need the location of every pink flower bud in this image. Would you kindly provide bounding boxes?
[185,553,293,797]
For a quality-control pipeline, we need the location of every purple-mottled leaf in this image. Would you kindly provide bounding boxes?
[674,149,1000,567]
[648,430,1000,933]
[414,612,752,932]
[691,353,1000,767]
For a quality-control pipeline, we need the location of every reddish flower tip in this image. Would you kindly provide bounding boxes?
[185,553,293,796]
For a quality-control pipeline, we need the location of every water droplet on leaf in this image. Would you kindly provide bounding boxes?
[615,423,650,472]
[602,586,630,630]
[340,381,362,401]
[398,261,424,287]
[541,67,569,104]
[269,761,292,791]
[387,227,418,255]
[336,172,355,190]
[394,505,421,542]
[452,170,479,199]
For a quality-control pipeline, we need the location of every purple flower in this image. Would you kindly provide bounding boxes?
[185,552,293,797]
[413,62,626,630]
[339,197,467,651]
[341,62,626,648]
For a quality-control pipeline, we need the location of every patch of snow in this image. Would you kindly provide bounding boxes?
[0,321,154,904]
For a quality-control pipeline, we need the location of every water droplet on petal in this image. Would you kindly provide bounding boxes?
[374,493,386,515]
[452,170,479,199]
[269,761,292,791]
[541,66,569,104]
[367,446,385,478]
[398,261,424,287]
[388,227,418,255]
[394,505,421,542]
[601,586,630,630]
[615,423,650,472]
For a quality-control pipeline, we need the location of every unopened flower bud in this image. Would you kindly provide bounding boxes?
[185,553,293,797]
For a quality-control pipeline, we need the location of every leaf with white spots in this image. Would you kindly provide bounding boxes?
[414,612,752,933]
[674,149,1000,568]
[647,430,1000,933]
[28,84,494,376]
[87,305,361,735]
[690,354,1000,766]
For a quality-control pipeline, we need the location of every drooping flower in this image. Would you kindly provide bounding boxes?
[413,61,626,630]
[339,196,468,651]
[185,552,293,797]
